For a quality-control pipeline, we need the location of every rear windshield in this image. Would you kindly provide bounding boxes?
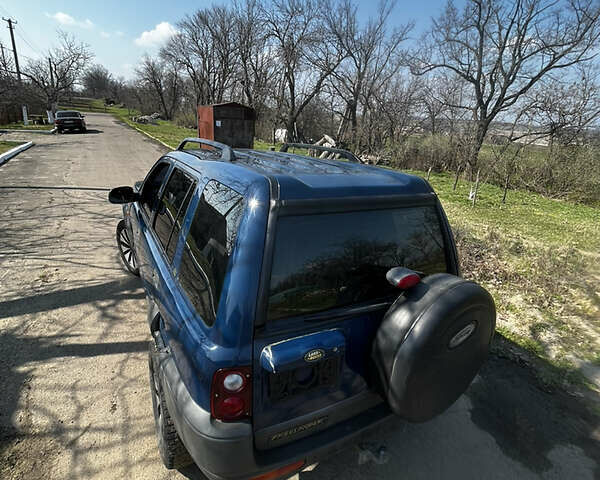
[56,111,79,118]
[267,206,448,321]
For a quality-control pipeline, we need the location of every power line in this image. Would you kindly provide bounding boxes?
[15,28,43,55]
[0,4,13,18]
[0,6,44,56]
[18,52,36,62]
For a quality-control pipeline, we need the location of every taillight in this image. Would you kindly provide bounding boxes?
[386,267,421,290]
[211,366,252,422]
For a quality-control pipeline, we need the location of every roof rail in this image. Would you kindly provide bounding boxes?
[177,138,235,162]
[280,143,361,163]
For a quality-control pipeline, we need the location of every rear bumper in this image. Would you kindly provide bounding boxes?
[157,348,392,480]
[56,122,84,129]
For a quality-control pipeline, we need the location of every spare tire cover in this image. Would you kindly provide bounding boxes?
[372,273,496,422]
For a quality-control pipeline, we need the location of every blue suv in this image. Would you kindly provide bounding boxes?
[109,138,496,480]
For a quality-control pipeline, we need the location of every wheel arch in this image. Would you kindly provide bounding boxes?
[147,301,161,335]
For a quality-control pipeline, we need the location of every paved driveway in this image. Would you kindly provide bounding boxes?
[0,113,598,480]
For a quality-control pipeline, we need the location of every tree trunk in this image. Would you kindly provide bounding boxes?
[468,121,487,174]
[453,163,461,191]
[349,99,358,146]
[336,104,349,140]
[470,168,481,206]
[502,171,511,204]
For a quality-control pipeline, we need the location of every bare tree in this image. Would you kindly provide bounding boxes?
[325,0,411,146]
[135,56,181,119]
[21,31,93,114]
[412,0,600,177]
[0,41,17,97]
[109,76,126,102]
[232,0,279,118]
[369,73,422,152]
[525,63,600,148]
[420,76,449,136]
[263,0,344,141]
[82,64,113,98]
[162,6,239,106]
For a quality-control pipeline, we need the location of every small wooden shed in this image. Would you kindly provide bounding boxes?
[197,102,256,148]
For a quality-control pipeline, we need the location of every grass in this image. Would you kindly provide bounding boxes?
[0,123,53,131]
[108,106,293,152]
[412,170,599,390]
[0,141,24,155]
[102,106,599,390]
[58,97,110,113]
[413,171,600,252]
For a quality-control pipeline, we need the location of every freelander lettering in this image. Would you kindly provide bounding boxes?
[271,416,328,441]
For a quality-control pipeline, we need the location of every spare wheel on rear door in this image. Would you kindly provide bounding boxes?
[372,273,496,422]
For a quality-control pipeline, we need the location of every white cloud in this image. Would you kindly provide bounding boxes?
[115,31,125,37]
[134,22,177,47]
[100,31,111,38]
[46,12,94,29]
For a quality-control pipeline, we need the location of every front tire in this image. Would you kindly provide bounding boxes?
[116,219,140,276]
[149,341,193,470]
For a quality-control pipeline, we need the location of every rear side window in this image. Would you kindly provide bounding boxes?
[154,168,194,261]
[178,180,244,326]
[268,206,448,321]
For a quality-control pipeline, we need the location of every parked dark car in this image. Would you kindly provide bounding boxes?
[55,110,87,133]
[108,138,496,480]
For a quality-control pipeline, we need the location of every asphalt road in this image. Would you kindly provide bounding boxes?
[0,113,598,480]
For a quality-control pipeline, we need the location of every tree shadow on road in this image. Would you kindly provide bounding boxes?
[0,184,159,479]
[0,277,145,320]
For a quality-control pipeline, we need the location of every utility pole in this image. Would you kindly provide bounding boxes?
[2,17,20,82]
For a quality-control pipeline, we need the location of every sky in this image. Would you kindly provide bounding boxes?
[0,0,452,79]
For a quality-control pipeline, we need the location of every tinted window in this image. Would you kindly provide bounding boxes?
[154,168,194,261]
[56,111,79,118]
[268,206,448,321]
[140,162,170,219]
[178,181,244,326]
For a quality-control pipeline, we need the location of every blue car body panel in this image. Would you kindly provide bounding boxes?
[259,329,346,374]
[122,146,458,472]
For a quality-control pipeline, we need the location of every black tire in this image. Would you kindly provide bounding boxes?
[81,127,87,133]
[148,341,193,469]
[372,273,496,422]
[116,219,140,276]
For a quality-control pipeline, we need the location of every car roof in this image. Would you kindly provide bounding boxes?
[168,148,433,201]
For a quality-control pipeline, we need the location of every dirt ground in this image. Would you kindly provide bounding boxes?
[0,114,598,479]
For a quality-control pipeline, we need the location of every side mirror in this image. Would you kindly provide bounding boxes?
[108,186,139,204]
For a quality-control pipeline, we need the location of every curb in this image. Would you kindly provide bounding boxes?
[128,123,173,150]
[0,127,57,135]
[0,141,34,166]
